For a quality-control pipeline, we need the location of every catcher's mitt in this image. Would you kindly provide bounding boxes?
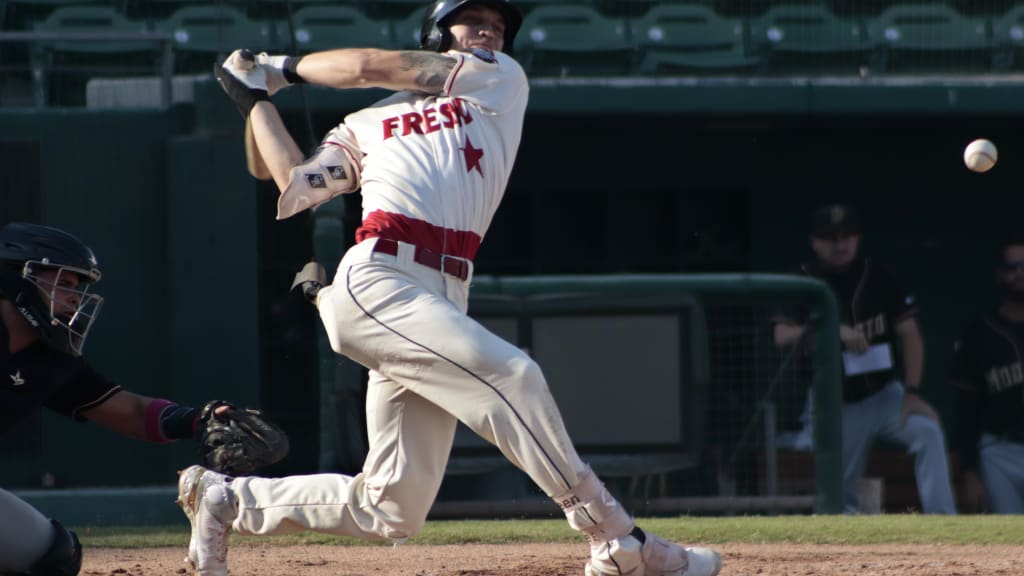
[197,400,290,475]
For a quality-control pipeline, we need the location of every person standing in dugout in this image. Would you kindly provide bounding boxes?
[952,235,1024,513]
[0,222,219,576]
[771,204,957,514]
[182,0,723,575]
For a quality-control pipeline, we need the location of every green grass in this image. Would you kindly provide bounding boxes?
[74,515,1024,548]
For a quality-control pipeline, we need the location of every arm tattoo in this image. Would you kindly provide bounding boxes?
[399,52,456,93]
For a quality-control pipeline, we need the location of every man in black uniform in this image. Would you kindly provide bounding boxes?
[0,222,208,575]
[952,235,1024,513]
[772,204,956,514]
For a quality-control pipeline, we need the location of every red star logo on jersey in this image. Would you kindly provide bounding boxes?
[461,136,484,176]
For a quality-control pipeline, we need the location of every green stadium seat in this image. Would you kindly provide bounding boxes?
[28,5,166,107]
[393,6,427,50]
[992,5,1024,70]
[867,3,992,74]
[751,5,870,74]
[354,0,431,20]
[391,2,579,53]
[153,5,275,73]
[517,4,631,77]
[3,0,99,33]
[632,4,757,75]
[280,5,393,53]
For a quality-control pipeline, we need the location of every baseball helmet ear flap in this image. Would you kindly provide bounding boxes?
[420,0,522,54]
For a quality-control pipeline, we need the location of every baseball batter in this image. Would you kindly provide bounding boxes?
[0,222,214,576]
[952,236,1024,513]
[183,1,721,575]
[772,204,956,514]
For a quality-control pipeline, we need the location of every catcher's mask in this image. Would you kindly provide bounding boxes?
[420,0,522,55]
[0,222,103,356]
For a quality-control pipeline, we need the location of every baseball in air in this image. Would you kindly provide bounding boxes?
[963,138,998,173]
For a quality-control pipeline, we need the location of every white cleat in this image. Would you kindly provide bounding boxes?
[176,465,235,576]
[586,529,722,576]
[681,547,723,576]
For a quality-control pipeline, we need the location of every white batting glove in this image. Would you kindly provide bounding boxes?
[222,48,269,92]
[256,52,292,96]
[214,48,270,117]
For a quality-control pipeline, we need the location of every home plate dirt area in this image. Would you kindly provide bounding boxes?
[80,542,1024,575]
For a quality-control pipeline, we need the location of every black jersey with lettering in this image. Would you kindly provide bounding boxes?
[951,312,1024,472]
[773,257,918,402]
[0,317,121,437]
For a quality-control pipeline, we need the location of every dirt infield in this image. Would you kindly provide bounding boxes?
[81,542,1024,575]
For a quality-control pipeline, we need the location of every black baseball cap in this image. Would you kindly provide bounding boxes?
[810,204,860,237]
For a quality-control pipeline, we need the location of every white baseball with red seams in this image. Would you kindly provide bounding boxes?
[964,138,998,173]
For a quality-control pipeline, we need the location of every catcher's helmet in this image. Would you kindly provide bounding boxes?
[0,222,103,356]
[420,0,522,54]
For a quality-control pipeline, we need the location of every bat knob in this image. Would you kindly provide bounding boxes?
[236,48,256,70]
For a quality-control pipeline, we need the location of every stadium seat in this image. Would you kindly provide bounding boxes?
[867,3,992,74]
[28,5,165,107]
[153,5,275,73]
[750,5,871,75]
[517,4,631,77]
[280,5,392,53]
[992,5,1024,70]
[354,0,432,20]
[597,0,667,19]
[3,0,98,32]
[392,6,427,50]
[632,4,758,75]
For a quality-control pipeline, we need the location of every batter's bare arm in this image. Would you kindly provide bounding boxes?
[252,48,455,196]
[249,102,304,190]
[292,49,457,94]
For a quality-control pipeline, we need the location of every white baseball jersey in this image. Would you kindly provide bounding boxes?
[344,48,528,260]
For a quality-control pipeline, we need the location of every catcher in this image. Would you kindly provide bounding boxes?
[0,222,287,576]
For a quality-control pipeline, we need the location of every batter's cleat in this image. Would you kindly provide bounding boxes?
[586,528,722,576]
[176,465,236,576]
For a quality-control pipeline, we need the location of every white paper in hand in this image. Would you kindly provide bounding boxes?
[842,343,893,376]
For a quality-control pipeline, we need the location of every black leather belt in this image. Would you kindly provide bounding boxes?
[372,238,470,281]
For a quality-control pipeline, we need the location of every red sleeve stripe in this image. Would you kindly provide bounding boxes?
[144,398,175,443]
[445,54,466,96]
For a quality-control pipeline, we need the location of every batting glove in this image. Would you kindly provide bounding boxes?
[257,53,307,96]
[213,48,270,118]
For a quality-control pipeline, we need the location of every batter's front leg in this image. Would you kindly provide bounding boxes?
[231,376,457,541]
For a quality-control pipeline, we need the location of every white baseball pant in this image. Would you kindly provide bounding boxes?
[228,238,590,540]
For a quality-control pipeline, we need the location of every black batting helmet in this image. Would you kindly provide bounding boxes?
[0,222,103,356]
[420,0,523,55]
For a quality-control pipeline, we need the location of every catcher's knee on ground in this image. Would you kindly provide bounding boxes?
[14,519,82,576]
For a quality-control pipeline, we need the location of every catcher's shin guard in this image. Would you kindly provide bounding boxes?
[552,468,634,544]
[19,519,82,576]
